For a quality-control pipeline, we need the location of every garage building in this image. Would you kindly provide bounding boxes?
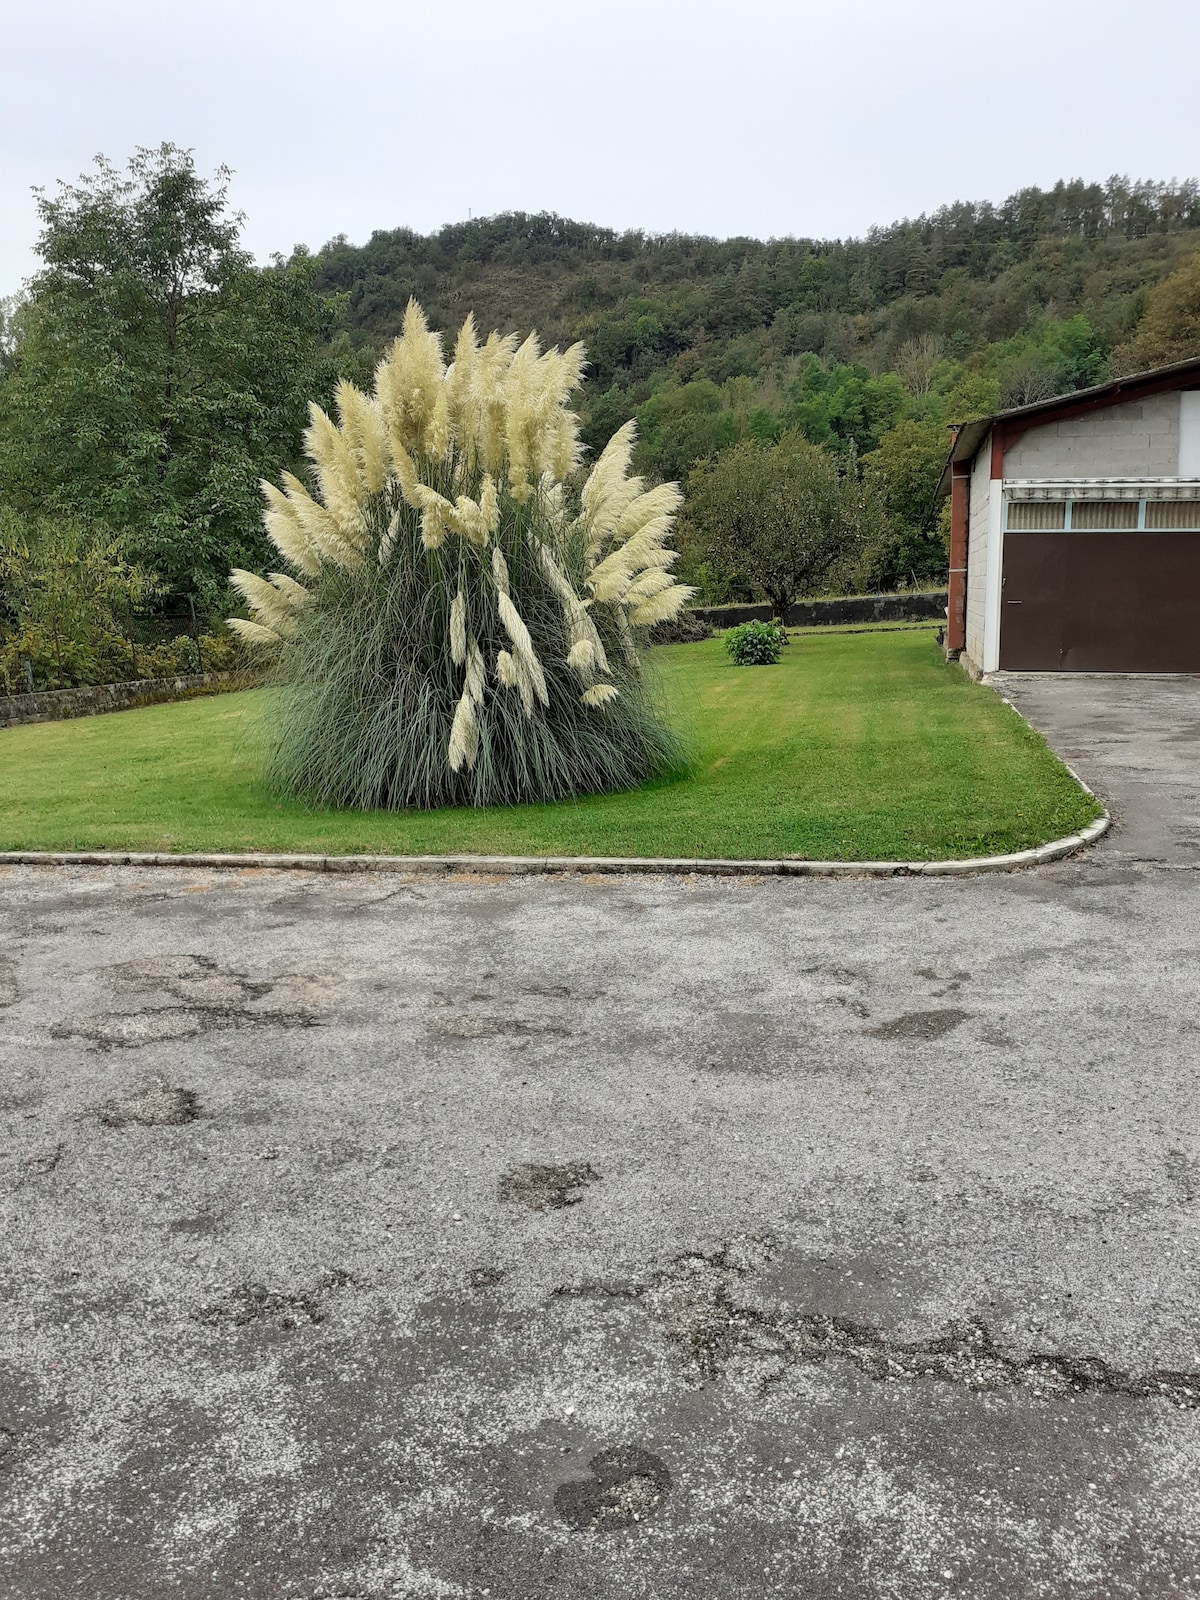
[943,358,1200,674]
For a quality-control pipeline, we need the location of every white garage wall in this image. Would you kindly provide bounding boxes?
[1180,392,1200,476]
[964,440,992,671]
[1003,392,1180,478]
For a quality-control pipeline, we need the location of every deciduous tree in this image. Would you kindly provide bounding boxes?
[0,145,345,605]
[684,435,878,618]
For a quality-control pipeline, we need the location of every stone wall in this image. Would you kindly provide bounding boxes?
[0,672,243,730]
[692,592,948,629]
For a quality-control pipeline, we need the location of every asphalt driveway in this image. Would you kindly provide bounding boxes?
[2,678,1200,1599]
[996,672,1200,866]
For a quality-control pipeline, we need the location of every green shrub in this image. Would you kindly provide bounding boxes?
[725,620,786,665]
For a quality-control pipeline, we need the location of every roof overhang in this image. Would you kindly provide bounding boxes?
[934,355,1200,499]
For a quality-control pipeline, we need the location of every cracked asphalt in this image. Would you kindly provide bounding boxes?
[3,678,1200,1598]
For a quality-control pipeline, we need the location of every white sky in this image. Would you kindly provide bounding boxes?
[3,0,1198,297]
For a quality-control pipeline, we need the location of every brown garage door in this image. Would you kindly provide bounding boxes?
[1000,532,1200,671]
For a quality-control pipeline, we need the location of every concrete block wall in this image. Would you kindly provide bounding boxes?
[1003,392,1181,478]
[964,442,992,669]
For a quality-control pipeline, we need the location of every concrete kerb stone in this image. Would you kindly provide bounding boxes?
[0,816,1111,881]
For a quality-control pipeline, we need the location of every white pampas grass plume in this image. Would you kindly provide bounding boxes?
[230,570,302,638]
[261,481,321,577]
[581,683,619,708]
[465,641,486,704]
[420,505,447,550]
[304,404,367,547]
[407,483,457,549]
[335,380,388,495]
[390,440,420,504]
[629,585,695,626]
[496,649,518,688]
[450,590,467,665]
[580,420,641,551]
[374,299,447,459]
[480,473,499,535]
[615,481,683,542]
[496,590,548,708]
[227,617,282,648]
[425,386,450,462]
[443,313,479,448]
[491,546,510,594]
[532,538,611,681]
[278,472,363,571]
[624,567,678,604]
[379,507,402,567]
[448,692,479,772]
[266,572,313,608]
[473,330,519,472]
[447,494,490,546]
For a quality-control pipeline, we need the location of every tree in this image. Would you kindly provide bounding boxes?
[683,434,877,618]
[0,145,344,606]
[634,381,741,481]
[865,419,949,532]
[0,512,160,690]
[1110,250,1200,374]
[230,303,693,811]
[895,333,945,396]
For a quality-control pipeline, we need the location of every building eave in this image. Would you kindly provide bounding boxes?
[935,355,1200,499]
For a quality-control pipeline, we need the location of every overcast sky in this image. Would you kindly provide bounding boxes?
[3,0,1198,296]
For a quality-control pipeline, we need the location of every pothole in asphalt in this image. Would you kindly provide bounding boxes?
[642,1243,1200,1408]
[52,954,332,1049]
[499,1162,600,1211]
[468,1266,506,1289]
[21,1143,64,1176]
[435,1015,571,1039]
[59,1009,220,1048]
[99,1082,200,1128]
[109,954,274,1008]
[555,1445,671,1531]
[868,1008,971,1041]
[196,1283,323,1330]
[196,1270,353,1330]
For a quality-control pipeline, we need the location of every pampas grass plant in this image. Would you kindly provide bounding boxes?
[229,302,694,809]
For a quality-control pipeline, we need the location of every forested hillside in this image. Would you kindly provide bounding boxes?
[6,158,1200,694]
[314,177,1200,477]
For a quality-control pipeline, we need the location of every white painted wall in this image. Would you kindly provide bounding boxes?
[1002,391,1180,478]
[1180,391,1200,476]
[964,439,992,671]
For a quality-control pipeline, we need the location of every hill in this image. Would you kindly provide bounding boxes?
[313,176,1200,474]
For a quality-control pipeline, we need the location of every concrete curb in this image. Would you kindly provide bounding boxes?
[0,817,1110,879]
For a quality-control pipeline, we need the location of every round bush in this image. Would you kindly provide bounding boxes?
[724,620,787,666]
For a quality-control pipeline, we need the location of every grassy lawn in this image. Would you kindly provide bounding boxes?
[0,629,1100,861]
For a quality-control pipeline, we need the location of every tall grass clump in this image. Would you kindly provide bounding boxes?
[229,302,694,809]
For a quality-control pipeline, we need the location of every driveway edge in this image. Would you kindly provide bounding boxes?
[0,817,1110,878]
